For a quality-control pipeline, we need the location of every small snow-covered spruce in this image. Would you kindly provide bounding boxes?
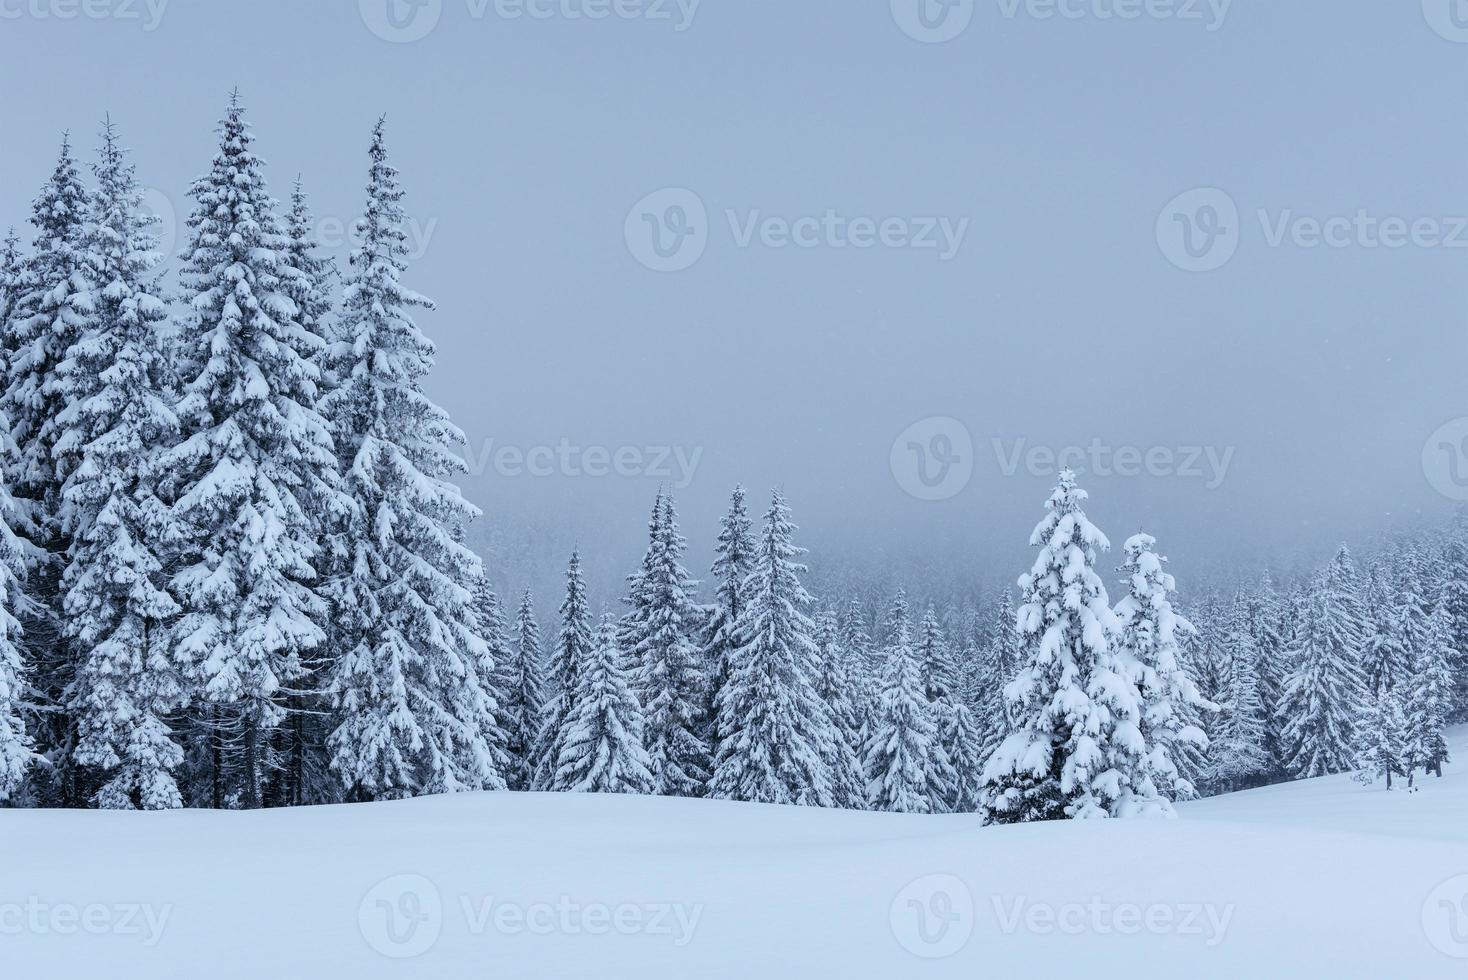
[981,470,1135,823]
[1355,686,1407,790]
[917,604,960,704]
[58,121,186,810]
[708,490,835,807]
[468,572,515,791]
[1208,599,1269,794]
[626,491,709,797]
[812,608,866,809]
[163,93,341,809]
[1111,533,1210,813]
[1246,568,1291,773]
[1277,546,1369,778]
[553,614,654,795]
[321,116,496,800]
[0,227,25,350]
[1360,572,1410,701]
[535,551,595,790]
[703,485,755,738]
[1438,532,1468,721]
[972,590,1016,762]
[498,589,545,791]
[1403,595,1453,783]
[862,592,952,814]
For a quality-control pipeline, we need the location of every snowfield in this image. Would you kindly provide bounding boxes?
[4,730,1466,980]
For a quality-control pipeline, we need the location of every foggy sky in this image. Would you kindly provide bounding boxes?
[0,1,1463,609]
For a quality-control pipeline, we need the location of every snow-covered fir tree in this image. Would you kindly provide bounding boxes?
[162,93,342,808]
[1209,603,1269,794]
[56,121,186,810]
[940,698,986,813]
[1111,533,1209,812]
[320,116,496,800]
[4,134,92,805]
[1361,572,1410,700]
[0,227,24,344]
[702,485,754,737]
[0,418,32,802]
[1403,594,1454,782]
[812,608,865,808]
[862,591,948,813]
[972,589,1016,760]
[916,604,959,703]
[624,492,708,797]
[552,614,654,795]
[708,490,834,807]
[535,551,595,790]
[1355,685,1407,790]
[468,572,515,791]
[497,589,545,791]
[1245,568,1290,773]
[981,470,1137,822]
[1438,532,1468,721]
[1277,548,1369,778]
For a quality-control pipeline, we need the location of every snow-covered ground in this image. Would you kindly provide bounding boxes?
[5,730,1466,979]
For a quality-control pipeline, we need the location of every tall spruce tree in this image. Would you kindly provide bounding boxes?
[708,490,834,807]
[862,591,946,813]
[812,608,865,808]
[1355,686,1407,790]
[1209,608,1269,794]
[625,492,708,796]
[162,93,341,808]
[1277,549,1369,778]
[0,418,32,802]
[4,135,92,805]
[981,471,1135,822]
[1404,595,1453,782]
[1246,568,1290,773]
[323,117,497,800]
[1111,533,1209,812]
[57,121,186,810]
[497,589,545,791]
[0,228,24,346]
[553,615,654,795]
[535,551,595,790]
[703,485,754,738]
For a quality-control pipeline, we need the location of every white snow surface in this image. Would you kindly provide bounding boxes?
[5,729,1467,979]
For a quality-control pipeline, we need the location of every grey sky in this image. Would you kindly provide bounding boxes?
[1,0,1463,607]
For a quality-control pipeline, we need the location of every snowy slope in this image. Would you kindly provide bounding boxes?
[4,731,1466,980]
